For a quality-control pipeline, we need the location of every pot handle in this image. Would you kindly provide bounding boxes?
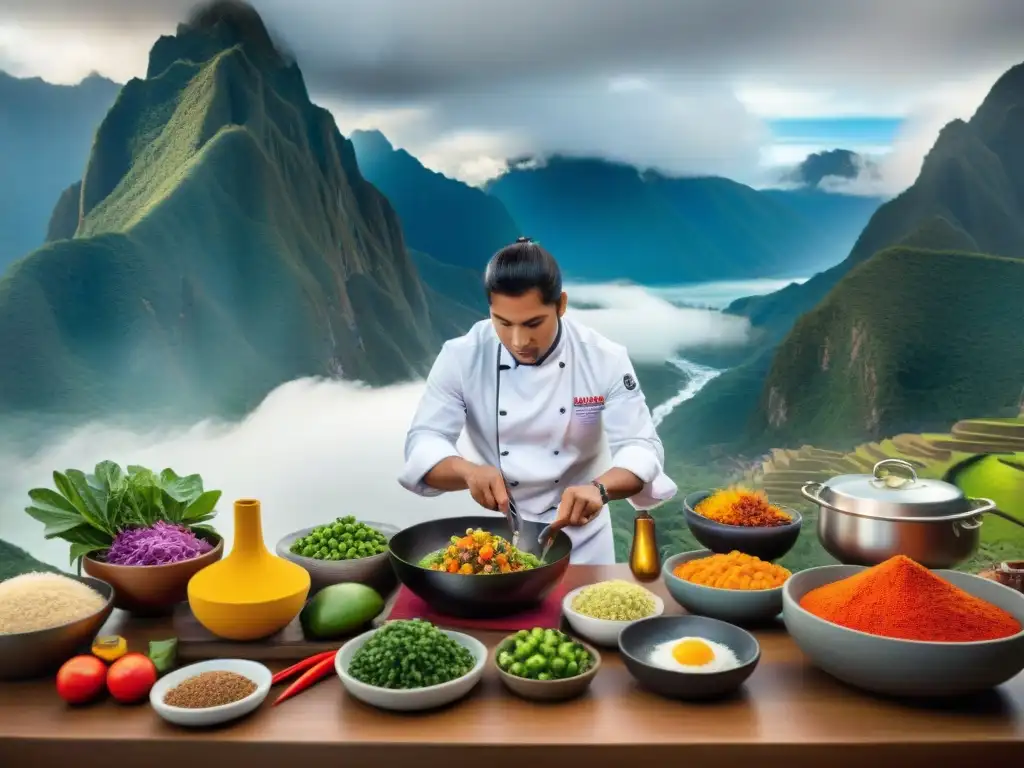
[801,483,999,523]
[957,497,996,531]
[985,506,1024,529]
[872,459,918,486]
[800,481,837,509]
[965,497,996,516]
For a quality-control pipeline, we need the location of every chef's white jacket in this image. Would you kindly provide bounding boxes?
[399,316,678,564]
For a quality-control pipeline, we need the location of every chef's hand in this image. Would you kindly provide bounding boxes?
[462,464,510,515]
[550,485,604,531]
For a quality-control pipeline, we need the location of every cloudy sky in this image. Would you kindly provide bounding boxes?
[0,0,1021,190]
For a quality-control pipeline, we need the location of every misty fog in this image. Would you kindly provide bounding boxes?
[0,282,761,568]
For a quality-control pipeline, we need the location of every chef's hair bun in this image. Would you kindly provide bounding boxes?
[485,238,562,305]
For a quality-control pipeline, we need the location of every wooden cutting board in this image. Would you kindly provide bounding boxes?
[172,607,342,661]
[172,590,401,661]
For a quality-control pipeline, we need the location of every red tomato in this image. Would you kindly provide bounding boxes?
[106,652,158,704]
[56,655,108,705]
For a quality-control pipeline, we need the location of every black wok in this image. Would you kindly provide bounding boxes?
[388,515,572,618]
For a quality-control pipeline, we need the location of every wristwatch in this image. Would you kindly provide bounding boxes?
[591,480,610,505]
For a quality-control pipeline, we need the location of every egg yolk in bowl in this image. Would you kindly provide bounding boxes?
[648,637,741,674]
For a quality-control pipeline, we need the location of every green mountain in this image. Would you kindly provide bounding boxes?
[46,181,84,242]
[663,61,1024,456]
[0,540,62,581]
[0,72,120,270]
[484,156,880,284]
[350,130,521,271]
[0,2,470,421]
[350,131,879,286]
[756,247,1024,445]
[408,249,488,335]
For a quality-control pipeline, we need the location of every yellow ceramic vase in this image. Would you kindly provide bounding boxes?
[187,498,310,641]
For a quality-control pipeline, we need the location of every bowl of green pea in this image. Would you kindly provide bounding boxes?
[276,517,399,594]
[494,627,602,702]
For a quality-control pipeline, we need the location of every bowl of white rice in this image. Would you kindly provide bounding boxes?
[0,572,115,680]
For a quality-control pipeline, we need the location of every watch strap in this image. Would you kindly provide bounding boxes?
[592,480,610,505]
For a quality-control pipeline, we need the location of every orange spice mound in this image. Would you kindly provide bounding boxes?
[799,555,1022,642]
[694,488,792,528]
[673,550,791,590]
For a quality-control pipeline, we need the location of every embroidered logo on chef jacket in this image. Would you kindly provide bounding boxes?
[623,373,637,391]
[572,395,605,424]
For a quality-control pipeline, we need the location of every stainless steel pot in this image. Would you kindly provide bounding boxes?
[800,458,1024,569]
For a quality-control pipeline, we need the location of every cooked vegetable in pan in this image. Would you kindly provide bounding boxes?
[419,528,541,574]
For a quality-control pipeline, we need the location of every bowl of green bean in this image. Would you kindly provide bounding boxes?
[335,619,487,712]
[276,517,399,594]
[494,627,602,702]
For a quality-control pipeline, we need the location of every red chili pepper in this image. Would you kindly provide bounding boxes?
[273,654,337,706]
[271,650,336,686]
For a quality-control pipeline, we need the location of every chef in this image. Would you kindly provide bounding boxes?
[398,237,677,564]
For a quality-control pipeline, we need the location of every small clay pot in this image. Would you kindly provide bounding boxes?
[995,561,1024,594]
[83,536,223,615]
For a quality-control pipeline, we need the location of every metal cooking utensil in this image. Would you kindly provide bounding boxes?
[503,476,522,550]
[537,524,556,563]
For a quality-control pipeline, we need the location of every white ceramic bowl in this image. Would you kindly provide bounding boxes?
[562,584,665,647]
[149,659,272,727]
[335,627,487,711]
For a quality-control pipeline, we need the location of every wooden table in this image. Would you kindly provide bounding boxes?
[2,565,1023,768]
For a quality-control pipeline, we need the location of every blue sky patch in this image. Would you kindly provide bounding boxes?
[767,117,904,148]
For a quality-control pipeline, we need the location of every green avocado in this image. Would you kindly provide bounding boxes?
[300,582,386,640]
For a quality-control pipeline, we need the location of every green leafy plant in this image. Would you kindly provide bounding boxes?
[24,460,221,565]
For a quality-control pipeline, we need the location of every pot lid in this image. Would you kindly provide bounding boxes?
[817,459,969,518]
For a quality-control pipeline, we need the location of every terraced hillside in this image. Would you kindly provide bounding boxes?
[749,436,955,503]
[751,418,1024,501]
[926,417,1024,454]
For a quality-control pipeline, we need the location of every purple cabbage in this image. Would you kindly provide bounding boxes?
[105,521,213,566]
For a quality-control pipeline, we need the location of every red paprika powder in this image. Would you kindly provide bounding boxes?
[799,555,1021,642]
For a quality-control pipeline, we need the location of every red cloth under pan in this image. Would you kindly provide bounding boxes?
[386,584,569,631]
